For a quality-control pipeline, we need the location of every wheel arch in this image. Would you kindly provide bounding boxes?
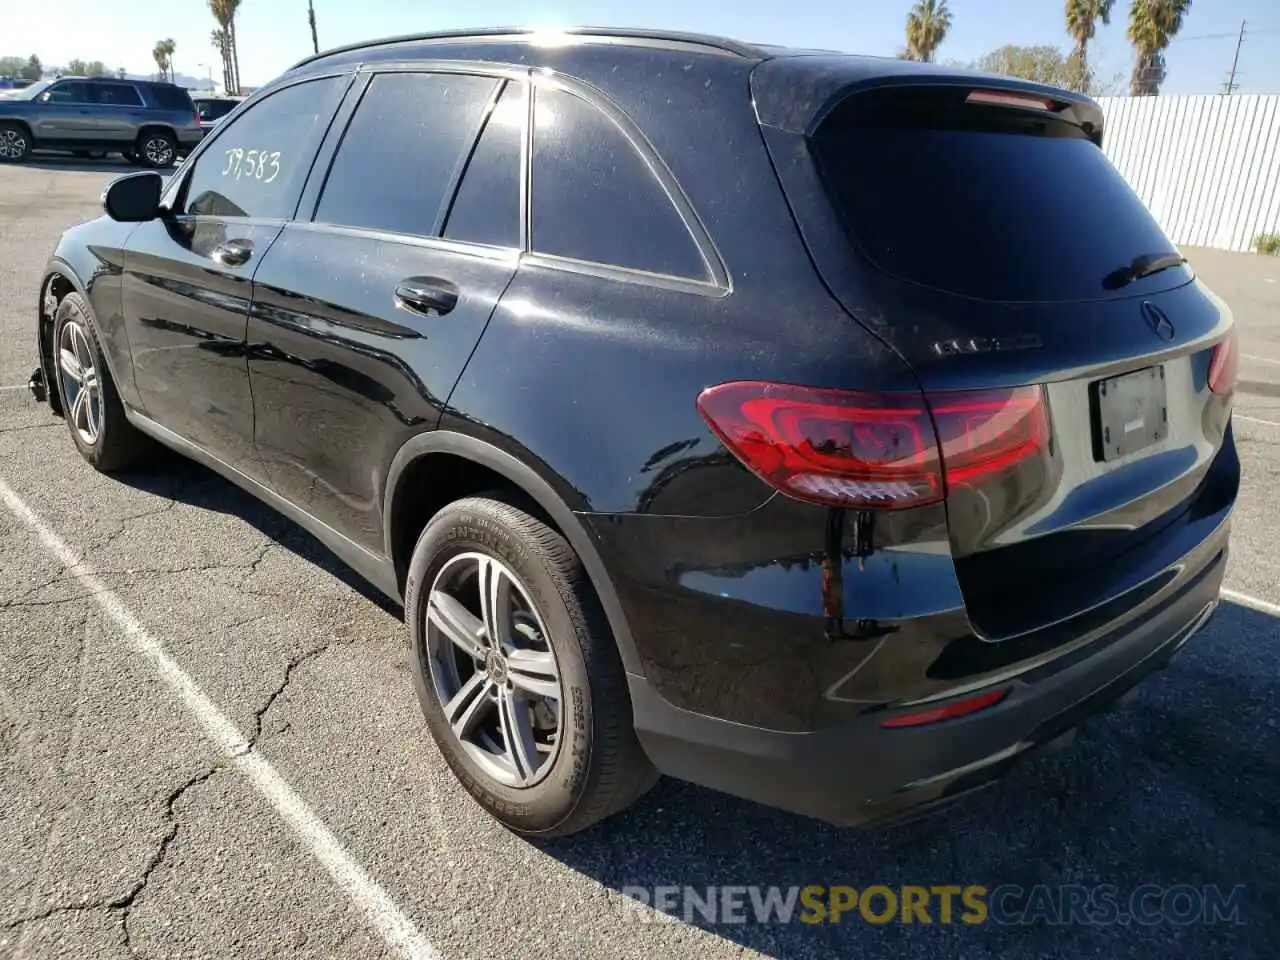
[384,431,644,677]
[37,263,94,417]
[0,117,34,139]
[135,123,178,142]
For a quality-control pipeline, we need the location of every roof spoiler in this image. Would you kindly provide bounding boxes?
[751,57,1104,146]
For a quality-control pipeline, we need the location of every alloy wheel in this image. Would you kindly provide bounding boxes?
[424,552,564,788]
[0,128,27,160]
[58,319,102,445]
[143,136,173,166]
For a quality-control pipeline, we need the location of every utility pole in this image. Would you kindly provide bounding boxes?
[1224,20,1246,95]
[308,1,319,55]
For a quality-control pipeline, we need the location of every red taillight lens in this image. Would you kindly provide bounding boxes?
[1208,328,1238,395]
[878,687,1009,728]
[696,381,942,508]
[929,387,1050,487]
[696,381,1049,509]
[965,90,1057,111]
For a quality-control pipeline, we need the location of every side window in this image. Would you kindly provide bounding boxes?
[182,77,345,220]
[315,72,499,237]
[531,86,708,280]
[91,83,143,107]
[442,81,524,248]
[150,85,196,111]
[43,81,91,104]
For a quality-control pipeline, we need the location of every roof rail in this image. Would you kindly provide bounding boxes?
[287,25,766,72]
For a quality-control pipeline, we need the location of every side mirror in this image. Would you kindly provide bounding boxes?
[102,172,163,223]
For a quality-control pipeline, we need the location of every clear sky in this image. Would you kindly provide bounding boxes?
[2,0,1277,95]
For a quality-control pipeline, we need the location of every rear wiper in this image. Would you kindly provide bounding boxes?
[1102,252,1188,290]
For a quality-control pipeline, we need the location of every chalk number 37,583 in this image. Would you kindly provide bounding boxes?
[222,148,282,184]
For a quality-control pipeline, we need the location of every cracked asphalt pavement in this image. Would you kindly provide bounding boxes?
[2,160,1279,960]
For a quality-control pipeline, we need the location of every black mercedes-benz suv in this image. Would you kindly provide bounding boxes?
[30,27,1239,837]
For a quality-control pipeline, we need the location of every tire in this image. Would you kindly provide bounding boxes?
[134,130,177,168]
[405,496,657,837]
[51,293,153,473]
[0,122,32,163]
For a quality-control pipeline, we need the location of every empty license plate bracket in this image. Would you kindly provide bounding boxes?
[1090,365,1168,462]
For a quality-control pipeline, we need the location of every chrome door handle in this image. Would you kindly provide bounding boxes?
[394,278,459,316]
[211,240,253,267]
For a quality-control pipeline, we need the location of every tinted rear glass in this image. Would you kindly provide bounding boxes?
[196,98,239,119]
[150,85,195,111]
[92,82,143,106]
[813,87,1185,303]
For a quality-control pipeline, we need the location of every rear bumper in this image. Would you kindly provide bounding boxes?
[630,537,1227,825]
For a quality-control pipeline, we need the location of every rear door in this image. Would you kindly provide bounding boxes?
[121,73,349,477]
[756,75,1236,638]
[246,68,525,552]
[89,80,146,146]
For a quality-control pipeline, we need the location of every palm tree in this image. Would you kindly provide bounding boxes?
[152,39,176,82]
[1127,0,1192,95]
[1065,0,1115,92]
[210,28,232,93]
[905,0,953,63]
[209,0,242,95]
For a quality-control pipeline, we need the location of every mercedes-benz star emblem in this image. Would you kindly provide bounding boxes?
[1141,301,1176,342]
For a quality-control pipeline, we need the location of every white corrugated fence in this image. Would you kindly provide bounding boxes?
[1097,94,1280,253]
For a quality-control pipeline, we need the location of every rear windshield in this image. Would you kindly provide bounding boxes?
[812,86,1186,303]
[150,85,195,111]
[196,98,238,119]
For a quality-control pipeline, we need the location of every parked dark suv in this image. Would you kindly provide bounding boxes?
[193,95,244,134]
[0,76,202,166]
[30,28,1239,837]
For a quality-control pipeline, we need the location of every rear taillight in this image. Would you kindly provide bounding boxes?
[1208,328,1238,395]
[878,687,1009,728]
[965,89,1057,112]
[696,381,1048,510]
[930,388,1049,486]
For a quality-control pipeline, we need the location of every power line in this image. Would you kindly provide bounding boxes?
[1170,26,1279,44]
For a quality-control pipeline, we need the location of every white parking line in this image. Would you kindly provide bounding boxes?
[1236,414,1280,428]
[1222,588,1280,618]
[0,385,30,392]
[0,476,438,960]
[1242,353,1280,366]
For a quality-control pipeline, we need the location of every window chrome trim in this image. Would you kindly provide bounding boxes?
[285,219,522,264]
[520,251,728,299]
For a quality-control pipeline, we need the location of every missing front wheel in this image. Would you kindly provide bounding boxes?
[27,366,47,404]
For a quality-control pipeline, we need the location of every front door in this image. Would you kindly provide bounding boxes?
[32,79,97,141]
[120,72,350,477]
[247,71,527,551]
[121,216,282,472]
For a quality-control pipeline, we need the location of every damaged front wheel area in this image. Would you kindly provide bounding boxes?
[27,366,47,403]
[49,292,154,473]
